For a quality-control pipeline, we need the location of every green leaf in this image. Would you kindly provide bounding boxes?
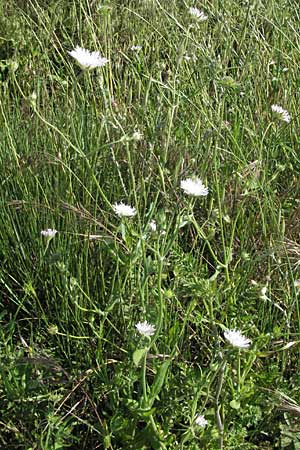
[150,360,171,404]
[138,406,156,417]
[133,348,148,367]
[230,399,240,410]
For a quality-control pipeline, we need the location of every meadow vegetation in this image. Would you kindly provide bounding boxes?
[1,0,300,448]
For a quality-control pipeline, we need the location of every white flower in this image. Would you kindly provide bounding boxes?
[135,321,156,337]
[194,414,208,428]
[224,329,251,349]
[113,202,136,218]
[130,45,142,52]
[68,46,109,69]
[149,220,157,231]
[180,178,208,196]
[184,53,197,62]
[132,130,143,141]
[189,7,208,21]
[294,280,300,288]
[41,229,58,238]
[260,286,268,300]
[271,104,291,123]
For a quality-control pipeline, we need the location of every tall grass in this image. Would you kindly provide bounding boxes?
[1,0,300,448]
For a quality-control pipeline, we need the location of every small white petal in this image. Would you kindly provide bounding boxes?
[149,220,157,231]
[135,321,156,337]
[180,178,209,196]
[189,7,208,21]
[261,286,267,296]
[132,130,143,141]
[224,329,251,349]
[194,414,208,428]
[41,229,58,238]
[271,104,291,123]
[68,46,109,69]
[113,202,136,218]
[130,45,142,52]
[184,53,197,62]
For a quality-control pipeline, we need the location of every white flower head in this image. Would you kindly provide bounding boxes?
[41,229,58,238]
[132,130,143,141]
[180,177,208,196]
[68,46,109,69]
[194,414,208,428]
[149,220,157,232]
[224,329,251,349]
[184,53,197,62]
[189,7,208,21]
[135,320,156,337]
[113,202,136,218]
[260,286,268,300]
[130,45,142,52]
[271,104,291,123]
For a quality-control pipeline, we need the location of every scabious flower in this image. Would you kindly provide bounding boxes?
[224,329,251,349]
[194,414,208,428]
[184,53,197,62]
[68,46,109,69]
[271,104,291,123]
[132,130,143,141]
[130,45,142,52]
[260,286,268,300]
[136,321,156,337]
[41,229,58,238]
[180,178,208,196]
[113,202,136,218]
[189,7,208,21]
[149,220,157,231]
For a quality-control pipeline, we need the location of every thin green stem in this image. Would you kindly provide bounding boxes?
[191,216,227,270]
[216,357,226,449]
[141,349,148,403]
[237,350,241,394]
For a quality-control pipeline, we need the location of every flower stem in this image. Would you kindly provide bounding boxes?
[141,349,148,403]
[191,216,226,270]
[215,356,226,449]
[237,350,241,393]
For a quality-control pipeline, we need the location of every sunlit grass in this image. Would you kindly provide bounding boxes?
[1,0,300,448]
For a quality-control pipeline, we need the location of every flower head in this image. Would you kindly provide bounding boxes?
[181,177,208,196]
[224,329,251,349]
[149,220,157,232]
[189,7,208,21]
[130,45,142,52]
[132,130,143,141]
[41,229,58,238]
[195,414,208,428]
[260,286,268,300]
[113,202,136,218]
[184,53,197,62]
[135,321,156,337]
[68,46,109,69]
[271,104,291,123]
